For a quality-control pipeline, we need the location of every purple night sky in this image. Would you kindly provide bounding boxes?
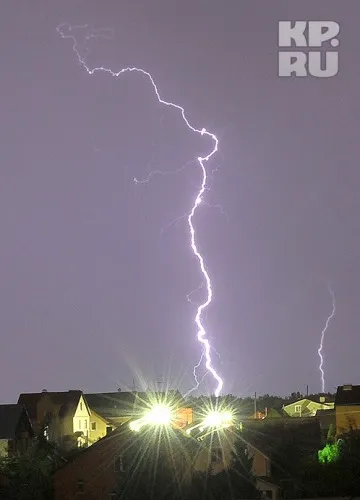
[1,1,360,403]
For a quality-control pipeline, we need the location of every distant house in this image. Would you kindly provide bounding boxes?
[283,397,334,418]
[335,384,360,435]
[18,390,91,450]
[0,404,34,457]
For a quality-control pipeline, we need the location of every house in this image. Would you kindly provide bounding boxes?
[335,384,360,435]
[315,408,336,438]
[18,390,91,450]
[88,409,115,444]
[283,397,334,418]
[0,404,34,457]
[52,425,194,499]
[53,427,130,499]
[194,428,282,500]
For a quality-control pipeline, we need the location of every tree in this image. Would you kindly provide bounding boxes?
[326,423,336,443]
[318,442,340,463]
[301,430,360,497]
[0,433,65,499]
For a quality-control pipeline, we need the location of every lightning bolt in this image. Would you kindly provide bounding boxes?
[57,23,224,397]
[318,286,336,393]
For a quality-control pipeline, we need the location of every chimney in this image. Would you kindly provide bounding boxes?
[319,396,325,403]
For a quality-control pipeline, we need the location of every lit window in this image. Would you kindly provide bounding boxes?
[91,422,96,431]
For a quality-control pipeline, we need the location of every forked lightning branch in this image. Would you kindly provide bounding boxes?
[57,23,224,396]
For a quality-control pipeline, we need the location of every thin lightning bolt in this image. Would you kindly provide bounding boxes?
[134,158,195,184]
[57,23,224,397]
[318,286,336,393]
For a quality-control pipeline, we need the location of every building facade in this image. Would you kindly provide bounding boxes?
[335,384,360,435]
[18,390,92,449]
[283,398,334,418]
[0,404,34,457]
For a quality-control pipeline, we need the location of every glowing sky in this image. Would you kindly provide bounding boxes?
[1,0,360,402]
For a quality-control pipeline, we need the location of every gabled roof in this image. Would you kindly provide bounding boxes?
[85,390,185,420]
[17,393,42,420]
[283,398,312,408]
[283,398,332,412]
[264,408,288,419]
[240,418,321,461]
[18,390,84,420]
[198,427,271,462]
[335,385,360,405]
[90,409,113,425]
[0,404,30,440]
[53,425,131,471]
[85,392,137,419]
[134,390,185,412]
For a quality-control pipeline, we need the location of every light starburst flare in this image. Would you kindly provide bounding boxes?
[57,23,224,397]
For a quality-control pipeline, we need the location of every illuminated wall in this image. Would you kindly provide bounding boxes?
[335,404,360,435]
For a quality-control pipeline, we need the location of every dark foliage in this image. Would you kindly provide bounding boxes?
[300,430,360,497]
[0,434,64,499]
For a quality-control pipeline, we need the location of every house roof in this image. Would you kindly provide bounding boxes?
[198,427,271,462]
[85,390,185,420]
[90,409,112,425]
[18,390,84,420]
[283,398,333,416]
[284,398,317,408]
[264,408,288,419]
[17,393,42,420]
[134,391,185,411]
[85,392,137,419]
[240,418,321,462]
[335,385,360,405]
[53,425,130,471]
[0,404,29,440]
